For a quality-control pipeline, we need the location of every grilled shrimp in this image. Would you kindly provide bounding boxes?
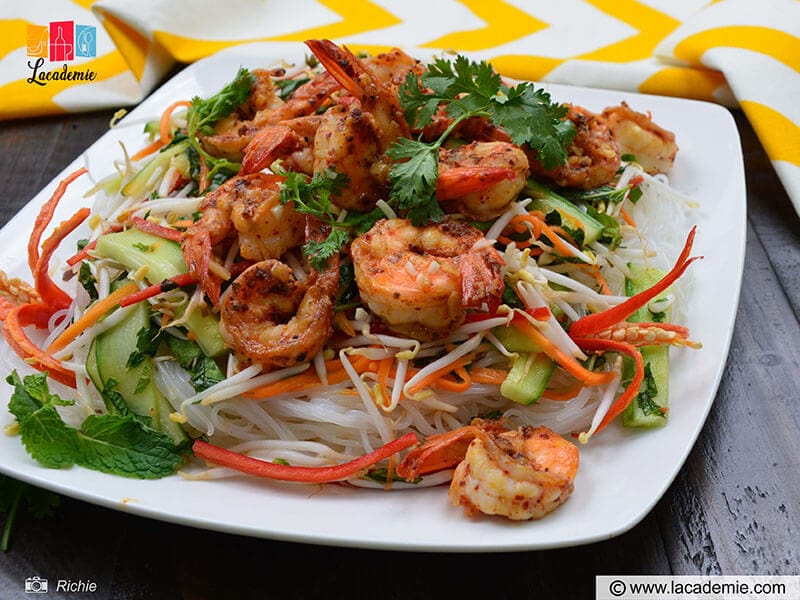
[219,258,338,368]
[396,419,579,520]
[181,173,305,301]
[303,39,412,211]
[602,102,678,174]
[449,422,579,520]
[203,69,339,161]
[350,218,504,340]
[438,141,530,220]
[528,104,620,190]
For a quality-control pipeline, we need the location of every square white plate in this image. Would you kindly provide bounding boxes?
[0,42,745,552]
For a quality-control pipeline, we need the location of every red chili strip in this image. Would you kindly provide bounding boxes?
[2,302,76,388]
[132,217,183,242]
[569,227,701,338]
[35,208,91,310]
[193,432,419,483]
[572,337,644,434]
[119,273,198,308]
[28,168,87,274]
[527,306,551,321]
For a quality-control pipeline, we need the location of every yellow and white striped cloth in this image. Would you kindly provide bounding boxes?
[1,0,798,211]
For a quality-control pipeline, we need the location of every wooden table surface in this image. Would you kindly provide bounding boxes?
[0,98,798,599]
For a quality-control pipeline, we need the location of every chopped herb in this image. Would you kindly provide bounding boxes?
[501,284,524,309]
[336,261,360,310]
[132,242,155,253]
[78,262,98,301]
[621,153,637,162]
[274,77,310,100]
[126,323,162,369]
[272,458,290,466]
[165,336,225,392]
[635,364,665,418]
[279,170,353,269]
[76,238,89,251]
[184,67,255,191]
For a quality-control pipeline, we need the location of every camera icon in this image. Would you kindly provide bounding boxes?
[24,576,49,593]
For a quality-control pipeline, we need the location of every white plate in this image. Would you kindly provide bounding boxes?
[0,42,745,552]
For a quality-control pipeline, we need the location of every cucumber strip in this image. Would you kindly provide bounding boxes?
[94,230,225,357]
[621,265,671,428]
[500,352,555,405]
[492,325,543,354]
[88,299,187,445]
[122,140,188,198]
[524,178,605,245]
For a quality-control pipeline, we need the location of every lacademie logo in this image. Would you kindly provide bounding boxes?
[26,21,98,86]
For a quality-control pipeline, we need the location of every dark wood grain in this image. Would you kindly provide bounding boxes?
[0,106,798,598]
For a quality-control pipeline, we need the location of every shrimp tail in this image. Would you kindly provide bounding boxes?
[305,39,366,99]
[436,166,517,201]
[241,125,302,174]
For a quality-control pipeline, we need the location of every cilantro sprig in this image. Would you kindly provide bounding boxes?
[387,55,575,225]
[279,170,375,270]
[183,67,255,191]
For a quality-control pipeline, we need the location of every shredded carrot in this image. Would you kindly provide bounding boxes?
[619,206,636,227]
[508,214,577,257]
[469,367,508,385]
[46,282,138,355]
[541,380,583,401]
[131,138,166,161]
[513,315,616,386]
[432,365,471,392]
[579,264,612,296]
[159,100,191,144]
[376,357,393,406]
[28,168,87,274]
[132,216,183,242]
[406,356,472,395]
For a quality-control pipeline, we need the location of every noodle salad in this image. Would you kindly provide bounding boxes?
[0,40,701,521]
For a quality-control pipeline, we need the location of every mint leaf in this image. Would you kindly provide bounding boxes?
[6,372,186,479]
[77,414,183,479]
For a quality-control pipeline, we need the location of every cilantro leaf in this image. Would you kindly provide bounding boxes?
[390,55,574,225]
[635,364,665,418]
[275,77,310,100]
[279,170,354,268]
[186,67,255,136]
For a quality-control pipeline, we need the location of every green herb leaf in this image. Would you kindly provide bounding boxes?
[635,364,665,418]
[78,262,98,301]
[304,228,351,271]
[6,372,185,479]
[77,414,183,478]
[127,324,162,369]
[275,77,310,100]
[186,67,255,137]
[165,336,225,392]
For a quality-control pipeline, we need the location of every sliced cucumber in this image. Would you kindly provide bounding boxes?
[94,230,225,357]
[524,178,605,246]
[89,299,187,445]
[122,140,188,198]
[500,352,555,405]
[621,264,671,428]
[492,325,543,354]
